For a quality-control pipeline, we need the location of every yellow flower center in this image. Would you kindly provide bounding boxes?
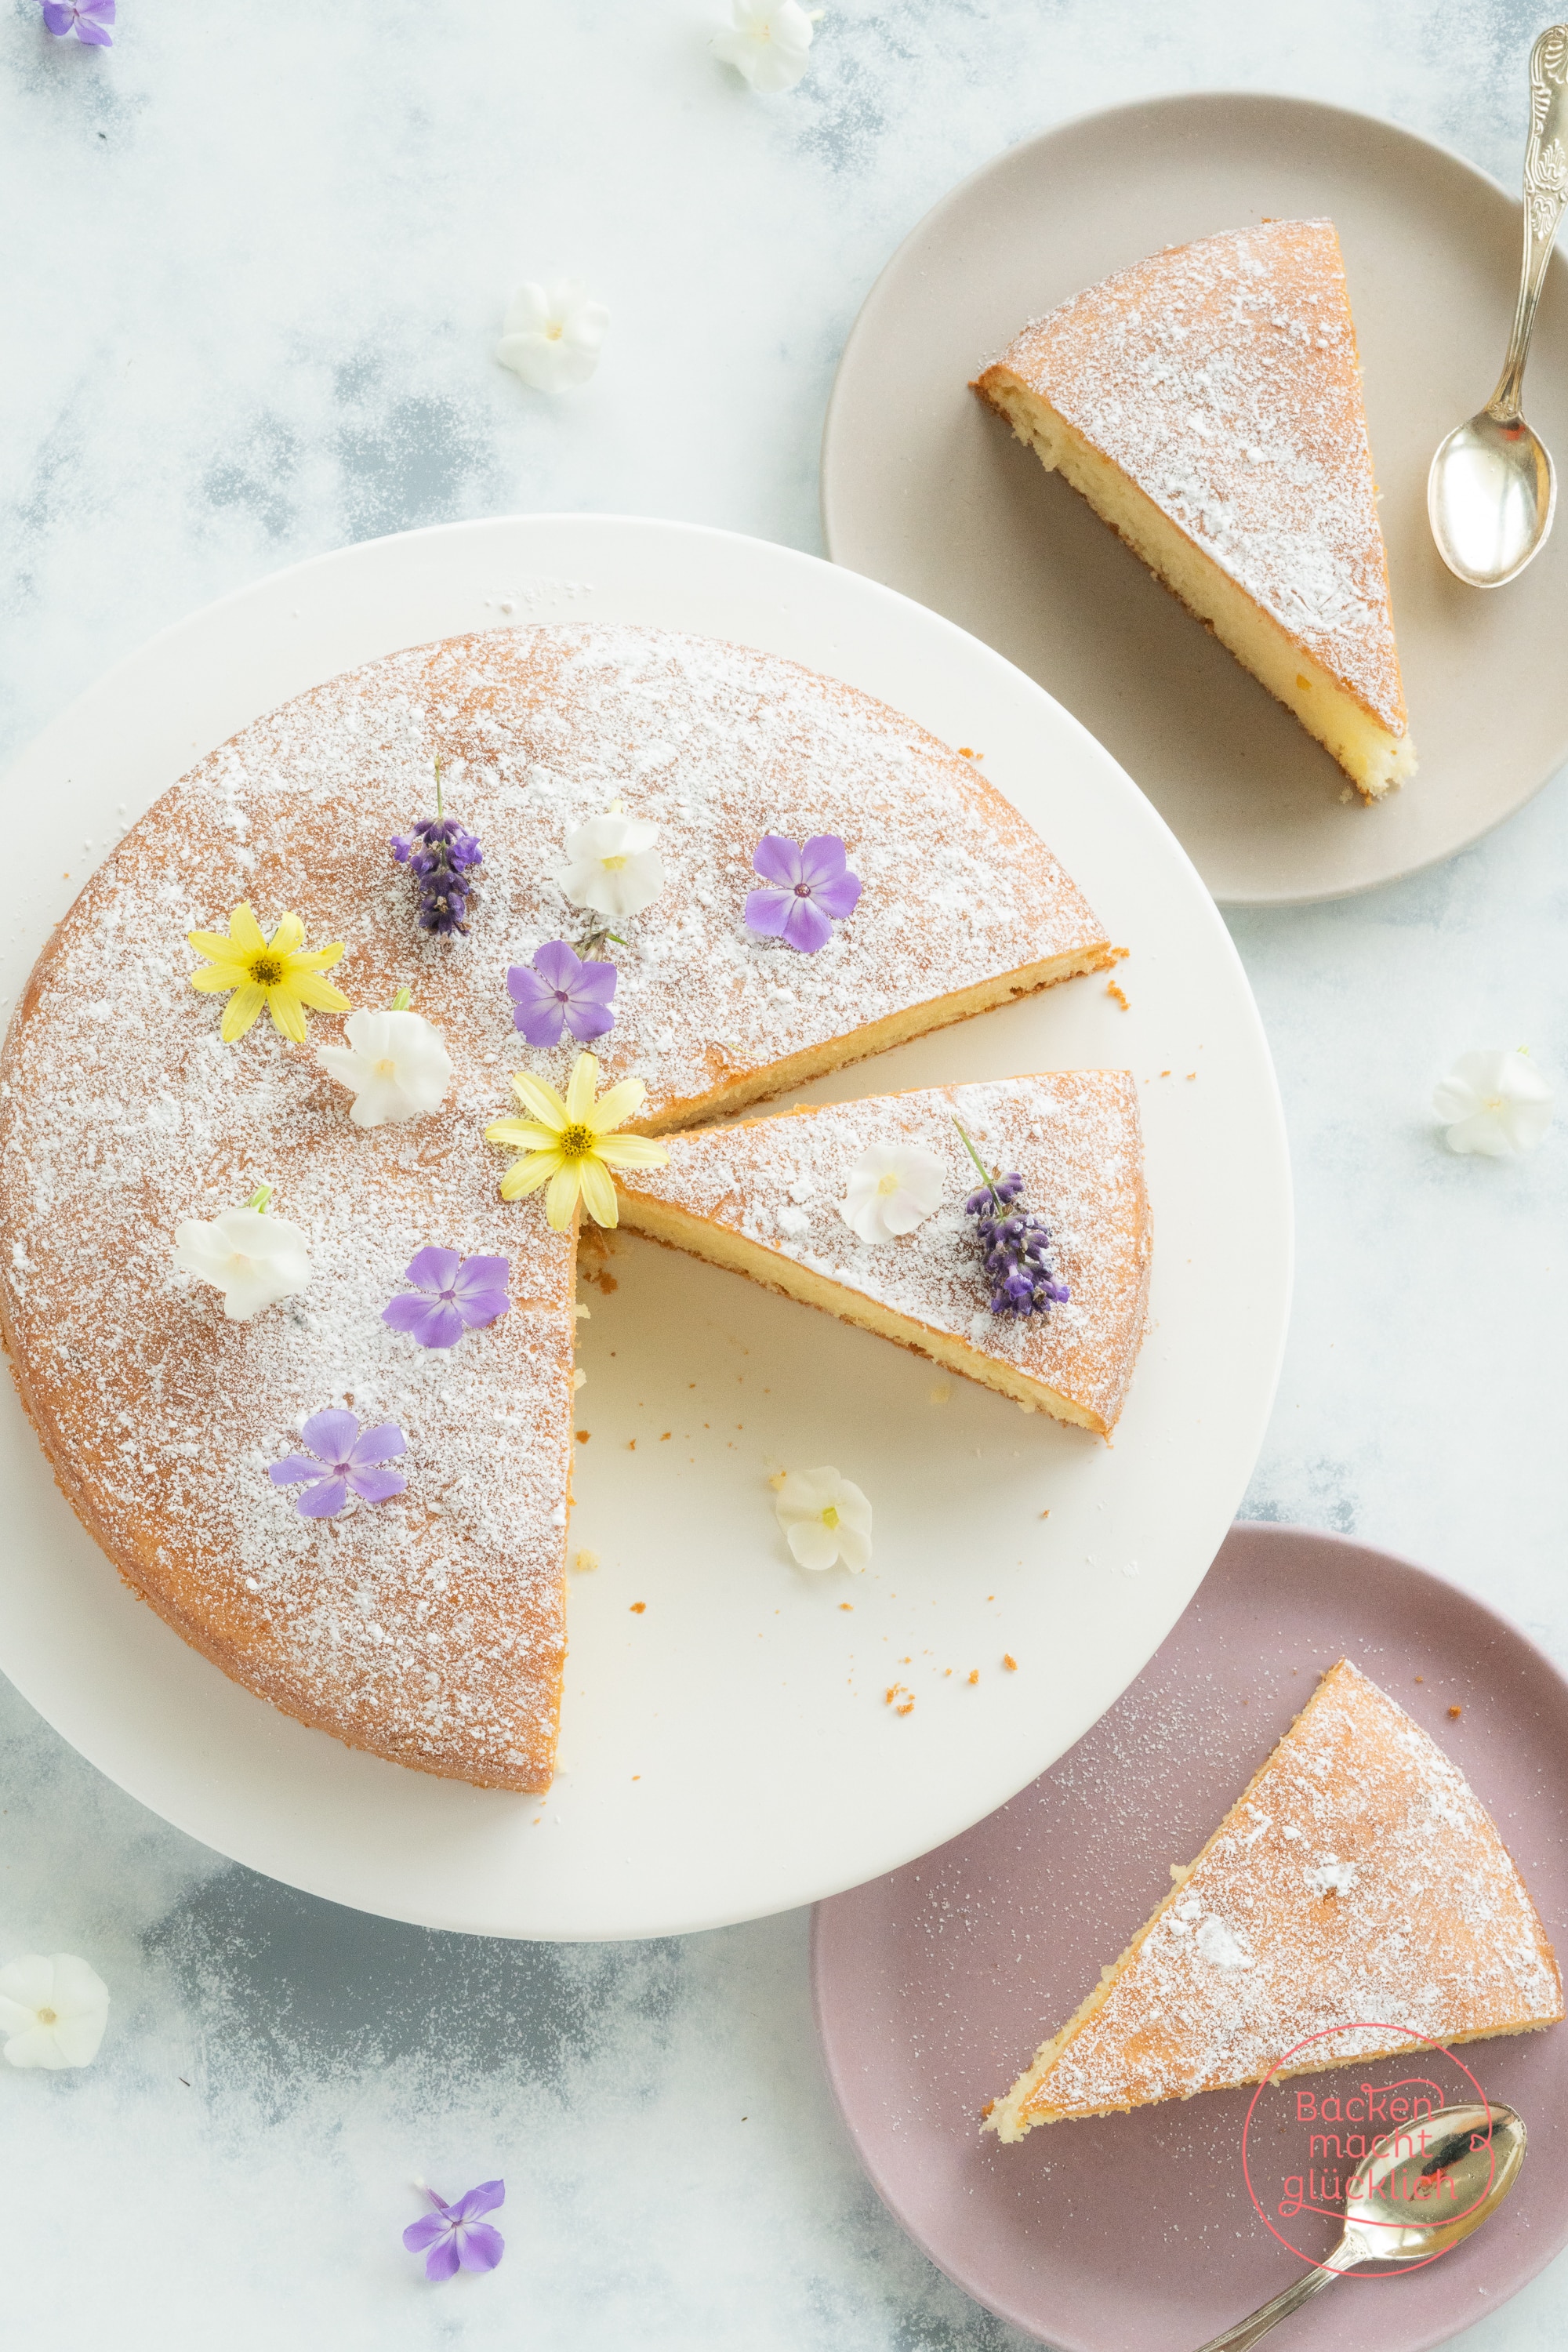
[1485,1095,1504,1112]
[36,2007,56,2025]
[557,1123,597,1161]
[876,1171,901,1196]
[546,320,564,340]
[821,1504,840,1529]
[601,853,629,871]
[249,953,286,987]
[374,1057,399,1079]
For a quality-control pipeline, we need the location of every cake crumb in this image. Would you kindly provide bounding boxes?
[1040,1508,1051,1519]
[1170,1861,1192,1885]
[768,1469,786,1490]
[1414,1675,1424,1684]
[979,2099,996,2119]
[1449,1704,1463,1719]
[1106,981,1131,1011]
[1003,1653,1018,1671]
[896,1700,915,1716]
[626,1438,636,1450]
[575,1429,591,1444]
[660,1430,672,1442]
[572,1548,600,1574]
[839,1602,853,1611]
[928,1381,951,1404]
[967,1669,979,1685]
[630,1601,645,1613]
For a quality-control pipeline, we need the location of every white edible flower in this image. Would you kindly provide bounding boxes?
[316,1008,453,1129]
[495,280,609,394]
[172,1200,310,1322]
[552,807,666,920]
[1432,1049,1552,1157]
[0,1953,110,2071]
[774,1465,872,1573]
[713,0,815,93]
[838,1142,945,1243]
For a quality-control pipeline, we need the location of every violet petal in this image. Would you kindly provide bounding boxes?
[300,1407,360,1465]
[569,958,619,1006]
[742,886,793,939]
[296,1475,350,1520]
[403,2212,452,2252]
[531,938,582,991]
[381,1294,441,1338]
[42,2,76,28]
[563,995,615,1044]
[449,2180,506,2222]
[405,1245,461,1294]
[270,1455,325,1486]
[455,1288,510,1330]
[453,1255,510,1302]
[346,1465,407,1506]
[811,866,862,920]
[779,894,833,953]
[751,833,804,888]
[511,991,567,1048]
[456,2221,506,2272]
[424,2236,462,2283]
[797,834,848,890]
[408,1297,466,1349]
[348,1421,407,1470]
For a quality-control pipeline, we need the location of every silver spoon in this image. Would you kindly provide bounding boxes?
[1428,25,1568,586]
[1193,2099,1527,2352]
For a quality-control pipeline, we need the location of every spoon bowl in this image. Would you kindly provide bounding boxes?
[1429,412,1555,587]
[1197,2099,1528,2350]
[1428,24,1568,588]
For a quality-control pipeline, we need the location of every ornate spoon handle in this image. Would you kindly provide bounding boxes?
[1190,2249,1358,2352]
[1491,24,1568,421]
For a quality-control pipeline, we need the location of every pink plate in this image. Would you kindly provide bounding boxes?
[812,1523,1568,2352]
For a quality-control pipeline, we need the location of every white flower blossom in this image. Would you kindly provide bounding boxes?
[0,1953,110,2070]
[553,808,665,920]
[1432,1049,1552,1157]
[838,1142,945,1243]
[316,1009,453,1130]
[774,1466,872,1572]
[495,280,609,393]
[713,0,815,93]
[172,1200,310,1321]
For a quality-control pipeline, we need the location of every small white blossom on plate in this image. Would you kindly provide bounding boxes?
[172,1192,310,1321]
[838,1142,946,1243]
[713,0,815,93]
[553,808,665,920]
[495,281,609,393]
[317,1008,454,1129]
[0,1953,110,2070]
[774,1466,873,1572]
[1432,1049,1552,1157]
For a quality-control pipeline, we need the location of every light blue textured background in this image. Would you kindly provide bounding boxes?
[2,2,1566,2344]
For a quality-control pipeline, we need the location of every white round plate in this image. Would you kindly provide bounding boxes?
[0,515,1290,1939]
[822,93,1568,906]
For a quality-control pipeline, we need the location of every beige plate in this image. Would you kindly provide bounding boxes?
[822,93,1568,906]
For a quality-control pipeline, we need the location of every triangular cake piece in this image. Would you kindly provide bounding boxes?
[0,626,1115,1795]
[616,1073,1151,1436]
[989,1661,1563,2140]
[974,220,1416,801]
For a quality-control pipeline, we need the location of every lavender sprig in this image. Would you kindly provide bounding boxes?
[953,1118,1070,1319]
[391,757,484,936]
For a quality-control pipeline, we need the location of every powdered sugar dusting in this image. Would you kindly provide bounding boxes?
[0,624,1109,1791]
[993,220,1406,731]
[621,1073,1150,1435]
[1005,1662,1563,2125]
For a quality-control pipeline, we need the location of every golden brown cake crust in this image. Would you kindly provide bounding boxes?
[974,219,1409,740]
[992,1661,1563,2137]
[0,624,1113,1790]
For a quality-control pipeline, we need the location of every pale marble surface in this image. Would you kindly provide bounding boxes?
[3,1,1566,2344]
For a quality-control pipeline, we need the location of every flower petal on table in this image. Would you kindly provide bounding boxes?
[593,1132,670,1169]
[544,1162,583,1230]
[269,1455,324,1486]
[576,1154,618,1228]
[227,903,267,953]
[486,1119,561,1152]
[531,939,582,990]
[267,991,309,1044]
[402,2213,450,2252]
[752,833,803,887]
[292,971,352,1011]
[424,2235,462,2282]
[586,1076,646,1134]
[812,867,861,920]
[564,1053,599,1123]
[509,1070,568,1129]
[779,895,833,953]
[347,1465,407,1506]
[450,2180,506,2221]
[499,1153,558,1201]
[743,886,791,938]
[295,1475,349,1519]
[300,1407,359,1462]
[349,1422,407,1468]
[405,1245,461,1293]
[455,1254,510,1299]
[456,2221,506,2272]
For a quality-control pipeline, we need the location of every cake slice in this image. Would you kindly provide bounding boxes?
[973,219,1416,801]
[989,1661,1563,2140]
[615,1073,1151,1436]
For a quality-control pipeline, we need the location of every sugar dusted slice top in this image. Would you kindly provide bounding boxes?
[616,1073,1151,1437]
[989,1661,1563,2139]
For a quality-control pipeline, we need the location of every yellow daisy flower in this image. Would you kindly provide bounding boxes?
[187,904,350,1044]
[485,1051,670,1230]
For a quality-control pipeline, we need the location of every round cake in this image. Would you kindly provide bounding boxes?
[0,624,1115,1791]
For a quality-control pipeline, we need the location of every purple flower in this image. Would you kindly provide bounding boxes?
[956,1122,1069,1320]
[391,816,485,936]
[744,833,861,954]
[507,941,617,1048]
[382,1248,510,1349]
[269,1410,407,1519]
[42,0,114,42]
[403,2180,506,2283]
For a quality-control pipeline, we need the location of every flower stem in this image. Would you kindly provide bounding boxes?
[434,753,443,822]
[391,985,412,1011]
[952,1117,1004,1210]
[244,1183,274,1214]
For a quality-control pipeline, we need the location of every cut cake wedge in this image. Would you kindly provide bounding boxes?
[616,1073,1151,1437]
[973,219,1416,801]
[989,1661,1563,2140]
